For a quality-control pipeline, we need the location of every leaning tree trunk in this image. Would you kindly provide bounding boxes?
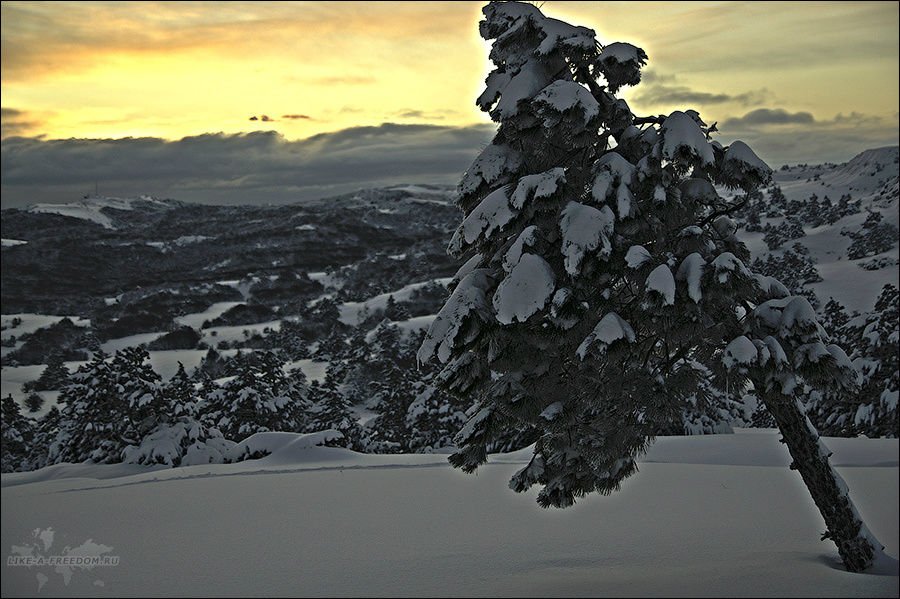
[761,389,883,572]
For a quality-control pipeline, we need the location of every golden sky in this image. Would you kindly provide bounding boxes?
[3,0,898,142]
[1,1,898,207]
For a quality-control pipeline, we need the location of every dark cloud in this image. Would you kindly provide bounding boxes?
[396,109,435,119]
[0,123,496,208]
[260,115,274,122]
[281,114,312,120]
[249,116,258,121]
[393,108,460,121]
[723,108,816,127]
[1,107,44,138]
[633,85,768,108]
[638,70,677,85]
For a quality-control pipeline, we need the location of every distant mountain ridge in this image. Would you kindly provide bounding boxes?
[0,145,895,325]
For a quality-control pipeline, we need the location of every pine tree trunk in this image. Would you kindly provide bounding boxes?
[762,390,880,572]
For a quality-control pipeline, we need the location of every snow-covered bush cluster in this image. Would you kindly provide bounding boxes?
[1,319,475,472]
[842,209,899,260]
[805,285,899,437]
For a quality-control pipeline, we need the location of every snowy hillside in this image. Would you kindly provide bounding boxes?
[2,429,897,597]
[736,146,898,314]
[26,195,180,230]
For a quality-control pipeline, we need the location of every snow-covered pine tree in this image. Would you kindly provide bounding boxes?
[844,210,899,260]
[201,350,309,442]
[418,0,884,572]
[655,360,748,435]
[360,321,417,451]
[1,394,33,472]
[405,384,468,452]
[405,329,471,452]
[49,347,166,464]
[384,295,412,321]
[162,362,197,418]
[54,350,130,463]
[194,347,229,380]
[846,285,898,437]
[111,346,168,445]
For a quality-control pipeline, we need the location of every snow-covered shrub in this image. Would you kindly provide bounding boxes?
[122,420,235,467]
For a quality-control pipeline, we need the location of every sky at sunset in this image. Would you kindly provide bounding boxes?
[2,1,898,207]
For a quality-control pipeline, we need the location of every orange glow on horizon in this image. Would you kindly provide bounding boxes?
[1,1,897,144]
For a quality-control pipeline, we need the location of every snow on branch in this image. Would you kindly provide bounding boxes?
[559,201,614,275]
[449,186,517,256]
[493,253,556,324]
[661,111,715,167]
[576,312,636,359]
[419,269,495,364]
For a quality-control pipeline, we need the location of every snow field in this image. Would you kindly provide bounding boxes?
[1,430,896,597]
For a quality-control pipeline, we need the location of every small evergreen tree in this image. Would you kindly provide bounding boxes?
[384,295,412,321]
[163,362,197,418]
[47,347,167,464]
[820,297,851,336]
[843,210,898,260]
[24,393,45,413]
[852,285,899,437]
[121,362,236,466]
[54,350,127,463]
[194,347,228,380]
[762,215,805,250]
[751,243,822,297]
[405,384,469,452]
[111,346,167,445]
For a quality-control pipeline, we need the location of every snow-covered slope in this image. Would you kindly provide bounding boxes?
[1,429,896,597]
[25,195,179,230]
[774,146,899,203]
[740,146,898,314]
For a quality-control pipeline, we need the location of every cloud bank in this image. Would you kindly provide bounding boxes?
[1,123,495,209]
[715,109,898,168]
[2,111,896,210]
